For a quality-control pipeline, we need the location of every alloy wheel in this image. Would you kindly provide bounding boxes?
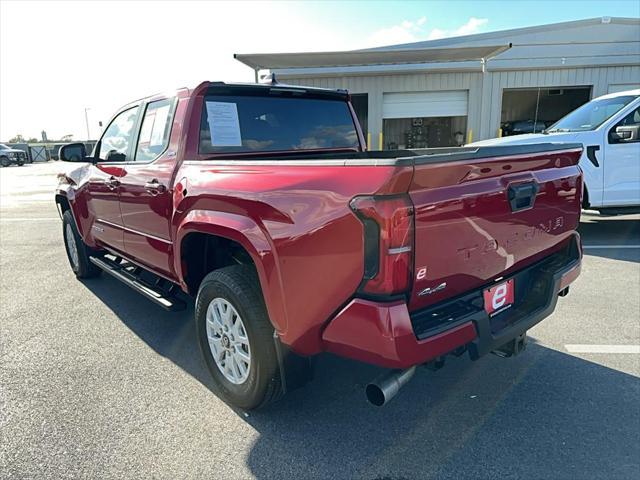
[205,297,251,385]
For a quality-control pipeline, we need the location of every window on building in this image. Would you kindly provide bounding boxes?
[500,87,592,136]
[382,116,467,150]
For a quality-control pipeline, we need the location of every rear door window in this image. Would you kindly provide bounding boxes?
[135,98,175,162]
[199,94,359,154]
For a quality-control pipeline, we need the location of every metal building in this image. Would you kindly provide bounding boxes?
[235,17,640,148]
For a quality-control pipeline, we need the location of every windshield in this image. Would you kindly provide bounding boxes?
[0,144,8,150]
[199,94,359,155]
[546,95,638,132]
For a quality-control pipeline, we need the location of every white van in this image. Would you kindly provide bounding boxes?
[472,89,640,214]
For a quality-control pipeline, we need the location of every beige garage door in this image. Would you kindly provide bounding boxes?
[382,91,468,119]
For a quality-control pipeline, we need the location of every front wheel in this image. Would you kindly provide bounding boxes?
[62,210,101,279]
[195,265,282,410]
[0,157,9,167]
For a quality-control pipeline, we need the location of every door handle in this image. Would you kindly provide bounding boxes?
[144,179,166,195]
[105,176,120,190]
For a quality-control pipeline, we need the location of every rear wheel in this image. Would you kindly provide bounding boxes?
[0,156,9,167]
[195,265,282,410]
[62,210,101,279]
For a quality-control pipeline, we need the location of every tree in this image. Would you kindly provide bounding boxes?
[8,134,25,143]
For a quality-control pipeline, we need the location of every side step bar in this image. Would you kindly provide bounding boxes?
[89,256,186,311]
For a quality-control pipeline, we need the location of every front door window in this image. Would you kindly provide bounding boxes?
[98,107,139,161]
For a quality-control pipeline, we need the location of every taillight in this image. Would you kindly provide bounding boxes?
[350,194,414,297]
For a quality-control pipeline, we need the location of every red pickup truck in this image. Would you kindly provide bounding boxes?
[56,81,583,409]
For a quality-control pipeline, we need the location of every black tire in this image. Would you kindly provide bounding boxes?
[17,161,24,167]
[62,210,101,279]
[195,265,282,410]
[0,156,9,167]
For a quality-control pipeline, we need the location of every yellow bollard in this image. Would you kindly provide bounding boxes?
[378,132,383,151]
[367,133,371,150]
[467,129,473,144]
[498,128,503,138]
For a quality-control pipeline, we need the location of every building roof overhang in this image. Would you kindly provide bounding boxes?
[234,44,511,71]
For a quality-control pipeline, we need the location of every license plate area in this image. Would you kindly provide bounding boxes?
[410,237,579,341]
[483,279,515,317]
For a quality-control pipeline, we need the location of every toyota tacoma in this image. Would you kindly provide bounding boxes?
[55,81,583,409]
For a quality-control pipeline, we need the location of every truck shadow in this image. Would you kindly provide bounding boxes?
[83,277,639,480]
[82,278,217,392]
[244,343,640,480]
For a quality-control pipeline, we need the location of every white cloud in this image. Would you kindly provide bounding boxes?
[366,16,489,47]
[428,17,488,40]
[427,28,447,40]
[366,16,428,47]
[454,17,489,36]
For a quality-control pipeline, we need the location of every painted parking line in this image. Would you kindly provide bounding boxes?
[583,245,640,249]
[565,344,640,354]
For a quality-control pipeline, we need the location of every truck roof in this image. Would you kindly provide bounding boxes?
[115,81,349,115]
[203,80,349,98]
[594,89,640,100]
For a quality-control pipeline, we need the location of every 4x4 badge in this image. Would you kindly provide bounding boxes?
[418,282,447,296]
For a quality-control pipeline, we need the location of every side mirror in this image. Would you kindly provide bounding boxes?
[105,150,126,162]
[59,142,87,162]
[610,125,639,143]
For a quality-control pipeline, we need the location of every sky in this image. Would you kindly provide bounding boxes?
[1,0,639,141]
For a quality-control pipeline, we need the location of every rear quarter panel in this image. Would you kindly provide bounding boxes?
[173,161,413,355]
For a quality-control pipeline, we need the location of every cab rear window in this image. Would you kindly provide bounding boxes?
[199,94,359,154]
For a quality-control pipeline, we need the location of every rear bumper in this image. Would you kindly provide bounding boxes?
[322,233,582,369]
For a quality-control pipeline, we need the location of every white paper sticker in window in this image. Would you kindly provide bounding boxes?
[206,101,242,146]
[150,105,170,147]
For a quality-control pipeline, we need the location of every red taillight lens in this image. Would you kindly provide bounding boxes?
[350,194,414,296]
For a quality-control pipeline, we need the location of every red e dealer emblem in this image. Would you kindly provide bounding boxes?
[483,279,515,316]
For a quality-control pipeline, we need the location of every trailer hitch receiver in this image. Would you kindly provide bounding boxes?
[492,332,528,358]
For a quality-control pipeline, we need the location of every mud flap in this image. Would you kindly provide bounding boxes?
[273,332,314,394]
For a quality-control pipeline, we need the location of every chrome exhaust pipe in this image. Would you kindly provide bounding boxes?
[365,366,416,406]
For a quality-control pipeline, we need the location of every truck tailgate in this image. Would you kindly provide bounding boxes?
[407,144,583,313]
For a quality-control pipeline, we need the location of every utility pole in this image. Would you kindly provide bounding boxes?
[84,107,91,140]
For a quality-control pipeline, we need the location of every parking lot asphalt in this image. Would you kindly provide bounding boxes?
[1,162,639,480]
